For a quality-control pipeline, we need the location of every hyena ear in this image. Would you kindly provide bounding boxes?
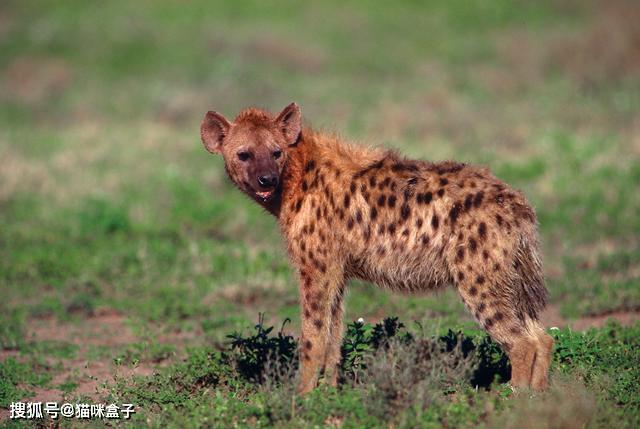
[201,111,231,154]
[275,102,302,146]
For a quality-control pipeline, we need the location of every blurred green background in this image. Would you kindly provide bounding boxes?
[0,0,639,426]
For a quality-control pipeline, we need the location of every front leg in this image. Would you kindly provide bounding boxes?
[296,265,345,395]
[323,282,345,387]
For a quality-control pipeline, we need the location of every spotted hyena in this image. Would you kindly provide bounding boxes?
[200,103,553,394]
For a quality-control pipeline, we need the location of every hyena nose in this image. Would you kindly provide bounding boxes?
[258,174,278,188]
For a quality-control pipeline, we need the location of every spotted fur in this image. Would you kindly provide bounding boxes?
[201,103,553,394]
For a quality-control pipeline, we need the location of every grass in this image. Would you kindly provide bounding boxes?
[1,0,639,427]
[102,319,640,428]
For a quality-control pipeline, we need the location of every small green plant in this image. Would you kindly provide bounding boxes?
[341,317,414,380]
[226,313,298,382]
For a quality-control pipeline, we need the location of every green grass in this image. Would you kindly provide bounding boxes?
[1,0,639,427]
[102,318,640,428]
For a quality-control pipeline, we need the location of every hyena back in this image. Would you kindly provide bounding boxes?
[201,103,553,394]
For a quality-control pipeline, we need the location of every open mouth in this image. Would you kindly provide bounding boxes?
[255,190,274,201]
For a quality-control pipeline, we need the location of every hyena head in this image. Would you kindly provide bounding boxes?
[200,103,302,202]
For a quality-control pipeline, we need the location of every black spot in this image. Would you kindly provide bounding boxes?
[360,183,367,193]
[485,317,494,328]
[388,195,397,208]
[482,250,489,260]
[400,203,411,221]
[295,199,303,212]
[477,303,486,313]
[469,286,478,296]
[403,188,412,200]
[476,275,485,284]
[347,217,354,230]
[356,210,363,224]
[378,224,385,235]
[437,188,445,197]
[419,192,432,205]
[377,195,387,207]
[408,177,418,185]
[469,238,477,253]
[304,340,313,350]
[458,272,465,281]
[449,202,462,224]
[388,223,396,234]
[421,233,430,246]
[494,311,504,322]
[350,182,356,194]
[473,191,484,208]
[464,194,473,211]
[431,214,439,230]
[439,178,449,186]
[402,229,409,236]
[456,248,465,262]
[496,214,503,226]
[370,206,378,220]
[313,319,323,329]
[304,160,316,173]
[302,181,308,192]
[369,176,377,187]
[478,222,487,239]
[343,194,351,209]
[416,217,423,228]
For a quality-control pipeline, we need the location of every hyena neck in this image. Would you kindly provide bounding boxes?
[265,129,319,218]
[247,129,315,218]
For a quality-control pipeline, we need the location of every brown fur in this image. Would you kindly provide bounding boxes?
[200,103,553,394]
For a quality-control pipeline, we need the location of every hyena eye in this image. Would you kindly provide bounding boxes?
[237,151,251,161]
[273,150,282,159]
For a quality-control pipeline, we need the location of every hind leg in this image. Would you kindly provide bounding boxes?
[530,329,554,390]
[456,279,542,389]
[507,332,538,388]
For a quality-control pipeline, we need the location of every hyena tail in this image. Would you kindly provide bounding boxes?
[513,234,548,321]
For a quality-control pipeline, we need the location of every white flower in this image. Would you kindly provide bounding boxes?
[549,327,559,331]
[357,317,365,324]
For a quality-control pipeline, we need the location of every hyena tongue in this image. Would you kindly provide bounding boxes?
[255,190,273,200]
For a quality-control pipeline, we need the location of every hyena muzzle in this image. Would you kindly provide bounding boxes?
[200,102,553,394]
